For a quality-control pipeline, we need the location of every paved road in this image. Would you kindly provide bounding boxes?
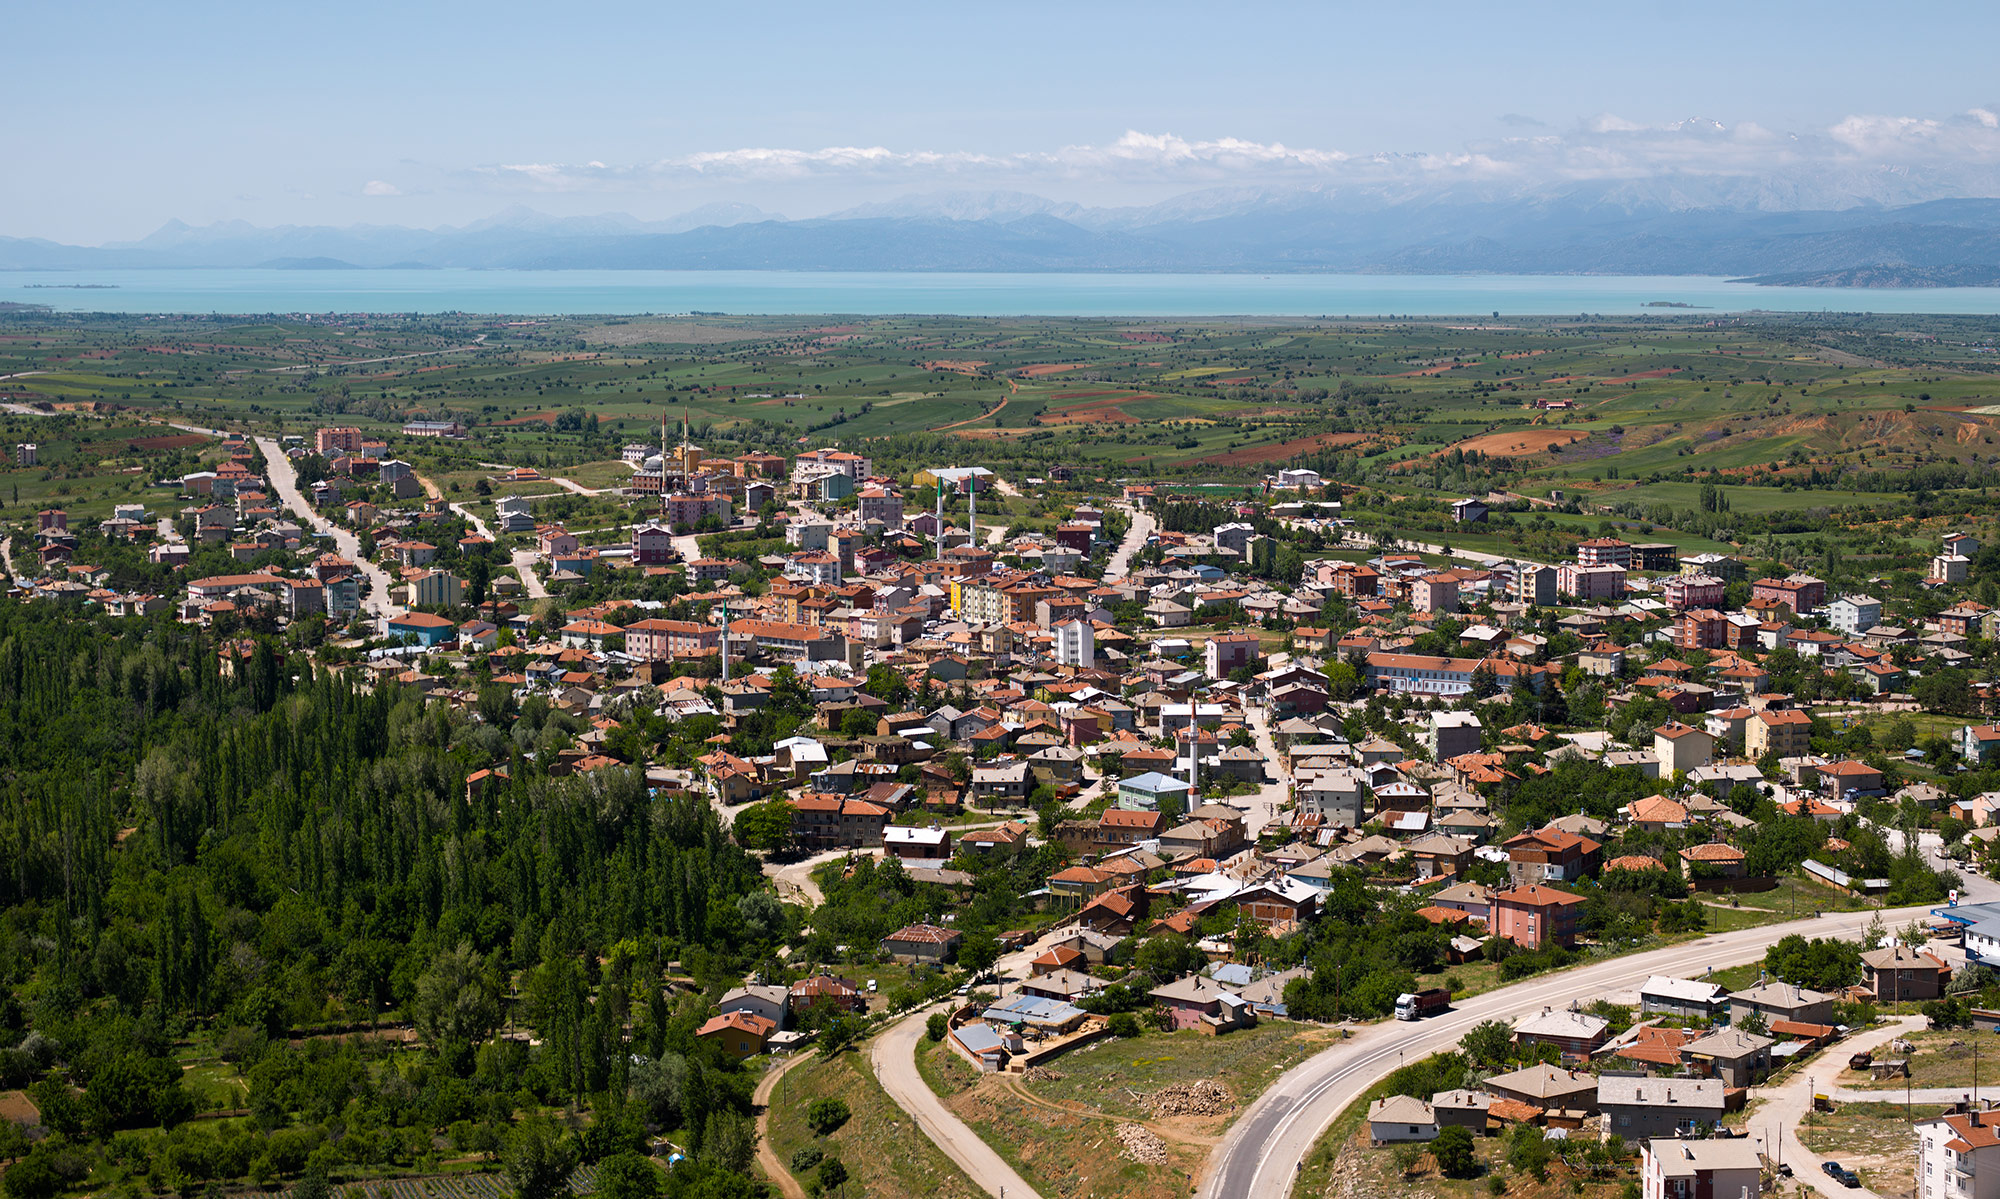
[1236,703,1290,841]
[1103,503,1156,581]
[255,437,395,633]
[1744,1016,1925,1199]
[1197,902,1967,1199]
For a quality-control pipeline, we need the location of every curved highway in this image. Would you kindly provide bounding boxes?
[1201,852,1996,1199]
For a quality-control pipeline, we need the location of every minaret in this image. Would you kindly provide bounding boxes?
[935,486,945,561]
[968,478,977,547]
[719,597,730,684]
[659,409,668,522]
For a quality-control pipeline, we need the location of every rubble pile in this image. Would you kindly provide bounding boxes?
[1142,1080,1234,1117]
[1116,1124,1170,1165]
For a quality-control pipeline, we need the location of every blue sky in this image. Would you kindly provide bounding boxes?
[9,0,2000,241]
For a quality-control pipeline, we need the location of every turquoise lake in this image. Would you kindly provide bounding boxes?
[9,268,2000,317]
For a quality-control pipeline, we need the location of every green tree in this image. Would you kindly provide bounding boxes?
[412,943,500,1073]
[816,1158,848,1193]
[503,1120,578,1199]
[925,1013,948,1042]
[734,800,796,852]
[1460,1019,1514,1070]
[595,1154,662,1199]
[1433,1125,1476,1178]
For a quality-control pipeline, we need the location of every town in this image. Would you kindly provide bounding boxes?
[10,312,2000,1199]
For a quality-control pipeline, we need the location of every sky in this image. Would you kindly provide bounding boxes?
[9,0,2000,243]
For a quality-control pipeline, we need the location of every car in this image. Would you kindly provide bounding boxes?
[1822,1162,1860,1187]
[1775,1163,1793,1178]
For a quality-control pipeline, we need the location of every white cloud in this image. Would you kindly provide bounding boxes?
[362,180,403,196]
[456,110,2000,208]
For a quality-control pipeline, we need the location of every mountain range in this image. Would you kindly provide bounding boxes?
[8,187,2000,284]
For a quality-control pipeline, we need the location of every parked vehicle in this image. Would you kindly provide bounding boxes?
[1822,1162,1860,1187]
[1394,988,1451,1021]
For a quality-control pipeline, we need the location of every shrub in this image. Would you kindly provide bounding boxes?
[1107,1012,1141,1039]
[790,1145,824,1173]
[925,1013,948,1042]
[805,1097,850,1137]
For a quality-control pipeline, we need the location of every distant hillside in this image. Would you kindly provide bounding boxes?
[258,256,361,270]
[12,192,2000,282]
[1734,264,2000,287]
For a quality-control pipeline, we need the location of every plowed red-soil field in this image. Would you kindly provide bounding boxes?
[1197,431,1374,466]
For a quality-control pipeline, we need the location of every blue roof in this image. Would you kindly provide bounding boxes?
[982,995,1086,1027]
[1121,771,1192,794]
[953,1023,1005,1054]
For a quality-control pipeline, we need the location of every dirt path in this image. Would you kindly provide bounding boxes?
[752,1051,818,1199]
[932,380,1014,433]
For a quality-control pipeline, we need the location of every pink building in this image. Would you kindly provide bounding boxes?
[1492,885,1584,949]
[1660,573,1726,610]
[1412,573,1460,614]
[623,618,719,660]
[1557,563,1627,601]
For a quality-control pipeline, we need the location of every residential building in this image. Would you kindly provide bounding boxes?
[1146,975,1255,1032]
[1960,724,2000,765]
[1515,563,1558,606]
[1600,1077,1724,1140]
[1502,827,1602,886]
[1054,618,1095,668]
[1424,711,1483,762]
[1660,573,1726,610]
[1411,573,1460,614]
[632,523,675,566]
[1860,945,1950,1003]
[1577,537,1632,568]
[717,984,789,1030]
[696,1011,775,1059]
[1727,982,1833,1028]
[1558,563,1627,601]
[1638,975,1726,1020]
[882,923,960,964]
[1915,1110,2000,1199]
[1653,722,1712,777]
[314,426,364,454]
[1367,1096,1439,1145]
[1510,1006,1610,1058]
[1491,884,1585,948]
[1751,573,1825,614]
[1747,708,1813,760]
[1641,1139,1762,1199]
[1205,632,1261,679]
[1827,594,1883,636]
[1680,1027,1774,1087]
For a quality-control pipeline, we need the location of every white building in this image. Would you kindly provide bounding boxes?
[1054,618,1095,668]
[1641,1139,1762,1199]
[1827,594,1883,636]
[1916,1110,2000,1199]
